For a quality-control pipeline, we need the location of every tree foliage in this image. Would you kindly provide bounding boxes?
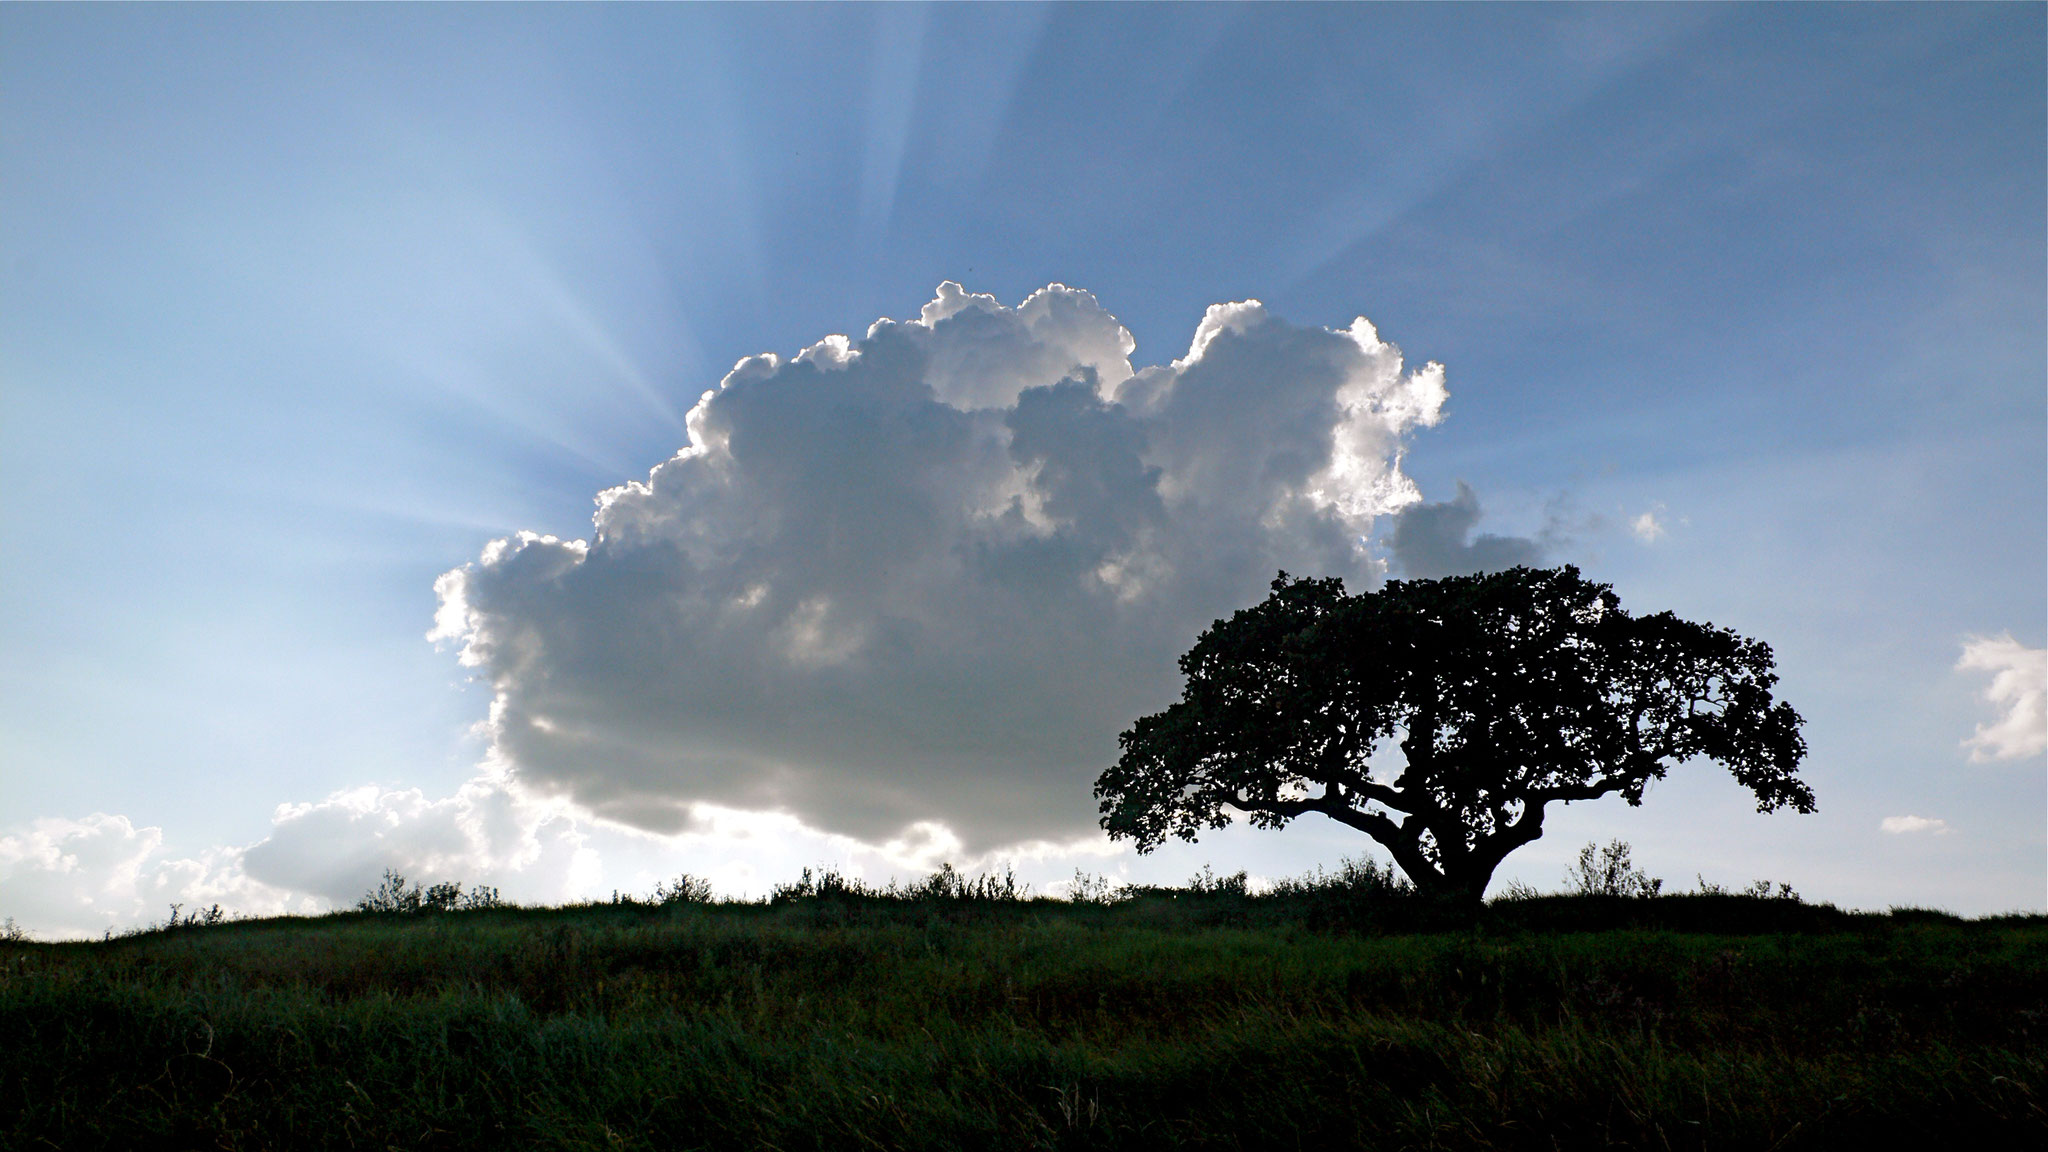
[1095,566,1813,903]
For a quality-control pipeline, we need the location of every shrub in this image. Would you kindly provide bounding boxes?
[1064,870,1124,904]
[356,870,501,914]
[357,869,422,913]
[769,867,880,904]
[1269,855,1411,899]
[1695,874,1800,901]
[164,903,226,928]
[1184,864,1250,896]
[1565,840,1663,898]
[1491,880,1541,902]
[896,863,1028,902]
[767,864,1031,905]
[652,874,714,906]
[459,885,505,910]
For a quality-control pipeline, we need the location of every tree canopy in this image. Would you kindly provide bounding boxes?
[1095,566,1813,903]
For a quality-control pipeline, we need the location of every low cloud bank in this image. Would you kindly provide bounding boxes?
[1,771,1134,937]
[431,284,1449,850]
[0,814,310,939]
[239,775,593,907]
[1956,634,2047,762]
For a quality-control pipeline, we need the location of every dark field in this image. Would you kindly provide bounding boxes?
[3,886,2043,1150]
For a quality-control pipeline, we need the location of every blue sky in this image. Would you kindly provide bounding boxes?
[3,4,2042,934]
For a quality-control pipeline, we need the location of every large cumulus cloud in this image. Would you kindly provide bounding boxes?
[431,284,1447,849]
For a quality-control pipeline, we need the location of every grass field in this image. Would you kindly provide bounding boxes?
[3,877,2043,1150]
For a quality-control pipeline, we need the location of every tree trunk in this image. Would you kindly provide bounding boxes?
[1404,864,1491,909]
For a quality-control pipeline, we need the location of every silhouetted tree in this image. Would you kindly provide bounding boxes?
[1096,566,1813,905]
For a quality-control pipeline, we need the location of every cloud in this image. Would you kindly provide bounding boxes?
[239,774,597,906]
[0,813,307,939]
[1956,634,2047,762]
[4,772,1129,938]
[240,770,1128,914]
[1879,815,1951,836]
[431,283,1447,851]
[1382,480,1546,579]
[1630,506,1667,543]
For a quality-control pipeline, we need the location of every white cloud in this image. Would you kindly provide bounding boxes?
[1630,506,1666,542]
[1956,634,2047,762]
[432,283,1448,851]
[240,775,594,906]
[237,768,1131,912]
[0,813,308,939]
[1879,814,1950,835]
[4,771,1135,937]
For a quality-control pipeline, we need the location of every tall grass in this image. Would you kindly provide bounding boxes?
[2,874,2042,1149]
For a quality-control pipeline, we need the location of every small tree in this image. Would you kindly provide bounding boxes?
[652,874,714,906]
[421,881,464,912]
[357,869,422,914]
[1095,566,1813,905]
[1565,839,1663,898]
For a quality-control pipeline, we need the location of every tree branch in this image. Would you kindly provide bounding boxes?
[1529,778,1627,805]
[1226,793,1443,888]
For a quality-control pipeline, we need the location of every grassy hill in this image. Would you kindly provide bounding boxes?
[3,880,2043,1149]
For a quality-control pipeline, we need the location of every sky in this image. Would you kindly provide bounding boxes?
[2,3,2042,937]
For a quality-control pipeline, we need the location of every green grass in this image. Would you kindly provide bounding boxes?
[3,891,2043,1149]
